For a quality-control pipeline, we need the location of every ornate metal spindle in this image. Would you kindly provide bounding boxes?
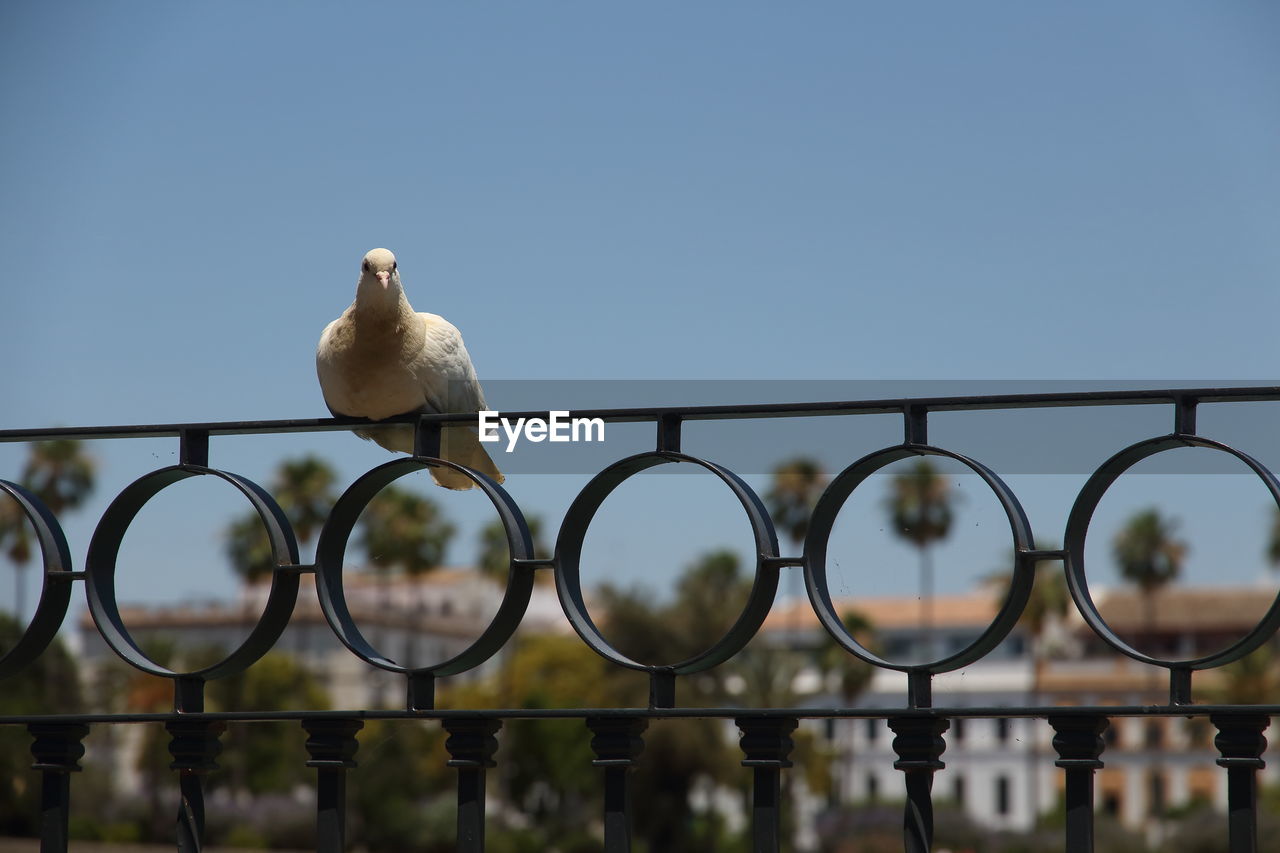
[889,716,949,853]
[28,723,89,853]
[444,718,501,853]
[304,718,363,853]
[587,717,648,853]
[1212,714,1269,853]
[1050,715,1108,853]
[166,719,224,853]
[736,717,797,853]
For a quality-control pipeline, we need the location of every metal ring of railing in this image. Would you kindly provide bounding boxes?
[84,465,300,680]
[313,456,535,678]
[554,450,780,674]
[1064,433,1280,670]
[0,480,74,679]
[803,444,1036,674]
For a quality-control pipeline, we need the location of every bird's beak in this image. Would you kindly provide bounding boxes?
[376,271,391,289]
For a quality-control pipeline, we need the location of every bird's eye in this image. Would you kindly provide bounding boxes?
[391,262,397,271]
[362,261,370,272]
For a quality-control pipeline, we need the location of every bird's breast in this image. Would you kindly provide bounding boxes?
[317,322,430,419]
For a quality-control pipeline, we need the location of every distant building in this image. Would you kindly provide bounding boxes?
[78,568,569,709]
[760,583,1280,836]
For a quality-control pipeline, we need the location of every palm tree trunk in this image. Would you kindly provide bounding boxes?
[14,565,25,621]
[920,545,935,660]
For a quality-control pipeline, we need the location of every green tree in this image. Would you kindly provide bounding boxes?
[1267,507,1280,570]
[0,439,96,615]
[443,634,620,846]
[476,514,549,583]
[0,611,82,834]
[1112,508,1186,654]
[206,652,331,795]
[274,454,337,544]
[820,609,877,707]
[885,458,955,660]
[347,719,453,853]
[359,484,454,579]
[987,544,1070,685]
[1206,643,1280,705]
[594,549,758,852]
[224,454,338,584]
[765,457,828,549]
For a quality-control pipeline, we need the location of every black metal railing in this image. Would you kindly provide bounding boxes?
[3,385,1280,852]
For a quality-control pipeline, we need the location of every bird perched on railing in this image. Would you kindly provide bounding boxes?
[316,248,503,489]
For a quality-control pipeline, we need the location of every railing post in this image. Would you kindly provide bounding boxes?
[1212,713,1269,853]
[28,723,89,853]
[444,717,501,853]
[1050,715,1108,853]
[304,718,364,853]
[587,717,648,853]
[736,716,797,853]
[889,716,949,853]
[166,719,225,853]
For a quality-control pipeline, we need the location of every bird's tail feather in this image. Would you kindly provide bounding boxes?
[435,425,504,489]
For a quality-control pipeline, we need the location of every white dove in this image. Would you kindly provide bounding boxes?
[316,248,503,490]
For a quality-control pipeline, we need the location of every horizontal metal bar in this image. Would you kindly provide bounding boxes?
[4,385,1280,443]
[1,704,1278,727]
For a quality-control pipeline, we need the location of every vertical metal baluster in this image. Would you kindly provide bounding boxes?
[587,717,648,853]
[1212,714,1269,853]
[889,717,949,853]
[444,718,501,853]
[166,719,225,853]
[1050,715,1108,853]
[28,723,90,853]
[304,718,364,853]
[736,717,797,853]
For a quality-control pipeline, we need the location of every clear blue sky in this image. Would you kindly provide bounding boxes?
[2,3,1280,637]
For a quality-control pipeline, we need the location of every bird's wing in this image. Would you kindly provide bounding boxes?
[413,312,489,415]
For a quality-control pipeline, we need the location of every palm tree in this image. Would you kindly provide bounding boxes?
[820,609,876,707]
[987,544,1070,681]
[987,546,1069,823]
[358,484,454,675]
[1112,507,1186,655]
[224,514,277,584]
[223,455,338,585]
[0,440,95,617]
[1266,508,1280,572]
[885,458,955,660]
[765,457,829,675]
[272,455,336,545]
[817,609,875,804]
[360,484,454,579]
[476,515,548,584]
[765,457,829,550]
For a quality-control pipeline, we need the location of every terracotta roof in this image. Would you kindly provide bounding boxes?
[762,591,999,633]
[1087,585,1275,633]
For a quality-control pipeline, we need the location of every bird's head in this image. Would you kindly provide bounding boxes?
[357,248,402,300]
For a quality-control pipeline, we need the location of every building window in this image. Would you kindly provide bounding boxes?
[952,717,965,742]
[953,774,966,807]
[1144,720,1163,750]
[996,717,1011,743]
[1185,717,1213,748]
[866,718,879,742]
[995,775,1011,816]
[867,774,879,803]
[1148,771,1165,816]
